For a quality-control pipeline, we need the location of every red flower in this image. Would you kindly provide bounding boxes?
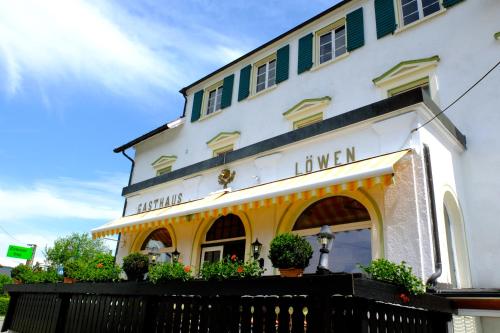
[399,293,410,303]
[184,266,191,273]
[96,263,104,269]
[231,254,237,261]
[237,266,244,273]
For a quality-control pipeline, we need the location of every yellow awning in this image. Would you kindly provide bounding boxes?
[92,149,411,238]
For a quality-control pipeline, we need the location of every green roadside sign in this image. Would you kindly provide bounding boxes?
[6,245,33,260]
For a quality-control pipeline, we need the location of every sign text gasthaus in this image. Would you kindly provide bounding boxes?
[137,193,183,213]
[295,146,356,175]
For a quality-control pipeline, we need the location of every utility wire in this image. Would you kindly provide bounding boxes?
[412,59,500,133]
[0,224,26,245]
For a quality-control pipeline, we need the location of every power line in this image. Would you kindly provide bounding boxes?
[412,59,500,133]
[0,224,26,245]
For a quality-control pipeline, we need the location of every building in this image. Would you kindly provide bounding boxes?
[92,0,500,331]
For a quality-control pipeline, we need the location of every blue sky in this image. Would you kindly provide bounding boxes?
[0,0,337,266]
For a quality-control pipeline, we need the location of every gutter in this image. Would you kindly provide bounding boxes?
[424,144,442,287]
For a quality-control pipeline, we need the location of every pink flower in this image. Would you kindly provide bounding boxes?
[231,254,237,261]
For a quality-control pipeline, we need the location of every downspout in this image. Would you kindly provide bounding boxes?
[423,144,442,287]
[180,88,188,118]
[114,149,135,263]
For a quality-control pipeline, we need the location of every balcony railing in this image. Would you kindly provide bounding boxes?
[2,273,454,333]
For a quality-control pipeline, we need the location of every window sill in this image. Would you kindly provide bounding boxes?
[394,8,446,35]
[310,52,350,72]
[198,109,223,122]
[247,84,278,100]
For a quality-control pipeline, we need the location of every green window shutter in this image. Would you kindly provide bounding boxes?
[191,90,203,122]
[238,65,252,101]
[442,0,464,8]
[346,8,365,52]
[220,74,234,109]
[297,33,313,74]
[374,0,397,39]
[276,44,290,84]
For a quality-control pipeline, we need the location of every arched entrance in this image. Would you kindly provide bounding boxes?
[139,228,174,263]
[200,214,246,265]
[292,196,372,273]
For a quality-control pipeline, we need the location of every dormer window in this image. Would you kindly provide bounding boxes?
[207,131,240,157]
[283,96,331,130]
[152,155,177,176]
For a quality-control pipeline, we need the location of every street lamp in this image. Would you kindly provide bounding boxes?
[316,225,335,274]
[251,239,264,268]
[171,248,180,263]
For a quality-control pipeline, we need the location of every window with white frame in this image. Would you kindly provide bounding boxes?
[255,56,276,93]
[317,22,346,65]
[399,0,441,26]
[206,84,223,116]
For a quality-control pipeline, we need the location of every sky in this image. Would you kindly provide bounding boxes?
[0,0,340,266]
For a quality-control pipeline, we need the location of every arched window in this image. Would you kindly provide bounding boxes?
[201,214,246,265]
[292,196,372,274]
[140,228,173,263]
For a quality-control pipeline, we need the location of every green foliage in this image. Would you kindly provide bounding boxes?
[199,256,264,281]
[359,259,426,295]
[149,262,193,283]
[0,275,13,294]
[268,233,313,269]
[122,253,149,281]
[10,264,62,284]
[0,296,9,316]
[44,232,109,267]
[77,253,121,282]
[63,259,86,279]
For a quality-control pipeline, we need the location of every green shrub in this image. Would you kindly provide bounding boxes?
[0,275,12,295]
[10,264,62,284]
[268,233,313,269]
[77,253,121,282]
[10,264,31,282]
[199,256,264,281]
[149,262,193,283]
[122,253,149,281]
[63,259,86,279]
[0,296,9,316]
[359,259,426,295]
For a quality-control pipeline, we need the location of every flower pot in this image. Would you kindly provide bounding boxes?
[125,272,145,282]
[13,278,22,285]
[63,277,77,284]
[279,268,304,278]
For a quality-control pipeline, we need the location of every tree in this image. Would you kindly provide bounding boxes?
[44,232,110,267]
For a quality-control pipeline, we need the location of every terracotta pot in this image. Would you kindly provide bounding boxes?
[13,278,22,285]
[63,277,77,284]
[279,268,304,278]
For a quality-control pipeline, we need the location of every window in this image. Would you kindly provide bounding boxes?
[292,196,372,273]
[140,228,174,263]
[201,214,246,266]
[254,56,276,93]
[399,0,441,26]
[319,25,346,64]
[388,77,430,97]
[151,155,177,176]
[206,85,223,116]
[283,96,331,130]
[207,131,240,157]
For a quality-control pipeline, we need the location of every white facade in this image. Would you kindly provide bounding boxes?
[97,1,500,331]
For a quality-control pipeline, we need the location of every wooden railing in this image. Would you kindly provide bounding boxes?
[2,273,454,333]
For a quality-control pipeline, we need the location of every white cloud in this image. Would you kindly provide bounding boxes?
[0,0,246,99]
[0,173,126,221]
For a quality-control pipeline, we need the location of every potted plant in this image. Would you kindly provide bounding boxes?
[63,259,84,283]
[122,252,149,281]
[268,233,313,277]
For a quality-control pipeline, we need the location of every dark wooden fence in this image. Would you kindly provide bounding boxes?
[2,274,453,333]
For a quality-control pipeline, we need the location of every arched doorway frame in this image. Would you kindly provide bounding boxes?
[130,223,177,253]
[441,187,472,288]
[276,190,384,259]
[191,212,253,269]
